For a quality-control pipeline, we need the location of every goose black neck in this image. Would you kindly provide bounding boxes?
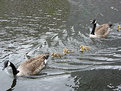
[10,62,19,76]
[91,23,96,35]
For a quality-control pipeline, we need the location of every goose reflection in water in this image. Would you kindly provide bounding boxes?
[6,78,17,91]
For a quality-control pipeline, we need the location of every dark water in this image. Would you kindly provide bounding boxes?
[0,0,121,91]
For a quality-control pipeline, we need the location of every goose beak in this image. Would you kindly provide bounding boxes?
[2,64,6,70]
[2,67,5,70]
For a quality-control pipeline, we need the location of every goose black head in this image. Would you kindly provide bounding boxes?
[2,60,10,70]
[3,60,19,76]
[91,19,97,24]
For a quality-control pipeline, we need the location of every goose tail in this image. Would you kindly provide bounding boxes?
[44,53,49,59]
[44,53,49,64]
[109,24,112,27]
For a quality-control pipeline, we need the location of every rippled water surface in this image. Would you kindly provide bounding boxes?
[0,0,121,91]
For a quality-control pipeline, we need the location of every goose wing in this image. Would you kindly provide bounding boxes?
[95,24,110,37]
[17,54,49,76]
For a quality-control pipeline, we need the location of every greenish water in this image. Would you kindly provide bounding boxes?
[0,0,121,91]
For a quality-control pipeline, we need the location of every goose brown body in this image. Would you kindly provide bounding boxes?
[94,24,110,38]
[17,54,49,76]
[3,54,49,77]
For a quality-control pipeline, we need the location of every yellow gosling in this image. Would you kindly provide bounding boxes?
[80,45,90,52]
[80,45,84,52]
[63,48,74,55]
[117,25,121,32]
[51,52,62,58]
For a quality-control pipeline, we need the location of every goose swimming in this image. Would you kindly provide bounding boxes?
[2,54,49,77]
[90,19,112,38]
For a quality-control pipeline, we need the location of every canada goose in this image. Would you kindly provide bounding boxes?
[90,19,112,38]
[2,54,49,77]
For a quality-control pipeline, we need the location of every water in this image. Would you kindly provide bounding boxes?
[0,0,121,91]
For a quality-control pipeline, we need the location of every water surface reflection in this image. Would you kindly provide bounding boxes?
[6,79,17,91]
[68,69,121,91]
